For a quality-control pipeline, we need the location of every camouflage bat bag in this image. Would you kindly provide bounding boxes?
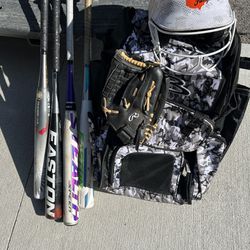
[93,10,250,205]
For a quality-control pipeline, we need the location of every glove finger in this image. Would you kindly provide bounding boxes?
[138,67,164,115]
[102,50,145,109]
[121,74,143,107]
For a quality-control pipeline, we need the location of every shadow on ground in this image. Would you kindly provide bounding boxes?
[0,2,135,216]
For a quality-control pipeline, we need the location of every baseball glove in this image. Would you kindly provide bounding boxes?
[102,50,168,146]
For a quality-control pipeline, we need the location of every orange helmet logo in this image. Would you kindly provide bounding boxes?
[186,0,208,10]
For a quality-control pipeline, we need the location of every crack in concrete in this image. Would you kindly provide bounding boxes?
[6,164,33,250]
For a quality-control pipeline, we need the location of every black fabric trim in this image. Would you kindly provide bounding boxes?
[212,31,241,119]
[240,57,250,70]
[220,84,250,157]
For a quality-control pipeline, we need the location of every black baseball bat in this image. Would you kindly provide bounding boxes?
[45,0,63,220]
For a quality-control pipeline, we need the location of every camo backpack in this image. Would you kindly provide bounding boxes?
[91,3,250,205]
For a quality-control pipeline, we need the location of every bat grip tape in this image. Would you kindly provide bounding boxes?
[53,0,61,71]
[41,0,49,53]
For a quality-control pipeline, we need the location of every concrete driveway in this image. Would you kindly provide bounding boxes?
[0,2,250,250]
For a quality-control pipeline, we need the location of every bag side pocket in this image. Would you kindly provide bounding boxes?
[120,153,175,195]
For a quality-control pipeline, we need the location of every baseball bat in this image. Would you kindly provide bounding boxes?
[34,0,50,200]
[78,0,94,209]
[63,0,79,226]
[45,0,63,220]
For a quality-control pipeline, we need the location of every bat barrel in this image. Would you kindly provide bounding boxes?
[45,110,63,220]
[63,109,79,225]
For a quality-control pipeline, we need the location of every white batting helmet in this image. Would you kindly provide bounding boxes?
[148,0,236,73]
